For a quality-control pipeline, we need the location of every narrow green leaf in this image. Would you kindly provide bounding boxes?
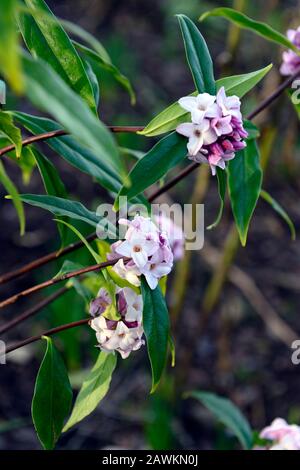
[228,139,263,246]
[21,53,125,180]
[19,0,97,113]
[32,337,73,450]
[55,260,84,278]
[115,132,187,209]
[207,167,227,230]
[33,149,69,246]
[0,0,23,94]
[0,160,25,235]
[186,391,253,449]
[141,279,170,393]
[177,14,216,94]
[140,65,272,137]
[0,111,22,157]
[74,41,135,105]
[260,189,296,240]
[200,8,300,55]
[13,112,120,194]
[63,351,117,432]
[84,59,100,107]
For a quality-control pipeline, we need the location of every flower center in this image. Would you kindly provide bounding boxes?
[133,245,141,252]
[194,129,202,137]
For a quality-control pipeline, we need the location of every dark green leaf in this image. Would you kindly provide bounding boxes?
[243,120,260,140]
[177,14,216,94]
[228,139,263,246]
[207,167,227,230]
[260,189,296,240]
[32,336,73,450]
[200,8,299,54]
[33,148,69,245]
[141,279,170,393]
[21,53,125,179]
[0,111,22,157]
[63,351,117,432]
[115,132,187,209]
[0,160,25,235]
[19,0,96,113]
[186,391,253,449]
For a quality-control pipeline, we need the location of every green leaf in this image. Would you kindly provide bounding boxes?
[63,351,117,432]
[0,0,23,94]
[0,80,6,104]
[140,65,272,137]
[141,279,170,393]
[13,112,121,194]
[207,167,227,230]
[243,120,260,140]
[83,59,100,107]
[21,52,125,180]
[32,336,73,450]
[55,260,84,278]
[228,139,263,246]
[0,135,36,184]
[0,160,25,235]
[19,0,97,113]
[200,8,300,55]
[0,111,22,157]
[74,41,135,106]
[177,14,216,94]
[115,132,187,209]
[186,391,253,449]
[260,189,296,241]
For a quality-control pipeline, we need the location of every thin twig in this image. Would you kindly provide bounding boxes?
[6,318,90,355]
[0,126,145,157]
[0,286,68,335]
[0,258,123,309]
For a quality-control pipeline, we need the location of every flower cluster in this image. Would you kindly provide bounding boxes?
[257,418,300,450]
[90,287,144,359]
[280,27,300,76]
[176,87,248,175]
[108,214,175,290]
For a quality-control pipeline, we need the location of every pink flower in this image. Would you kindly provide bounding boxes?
[155,213,185,260]
[280,27,300,76]
[259,418,300,450]
[216,86,242,120]
[178,93,219,123]
[176,120,217,156]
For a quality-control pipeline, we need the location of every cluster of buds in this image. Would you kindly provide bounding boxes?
[280,27,300,76]
[256,418,300,450]
[176,87,248,175]
[108,214,183,290]
[90,287,144,359]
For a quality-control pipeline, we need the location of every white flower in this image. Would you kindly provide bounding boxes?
[113,258,141,287]
[216,86,242,120]
[121,287,143,322]
[141,249,173,290]
[176,120,217,156]
[178,93,219,123]
[155,213,185,260]
[259,418,300,450]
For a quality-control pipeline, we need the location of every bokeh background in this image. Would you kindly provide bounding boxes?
[1,0,300,450]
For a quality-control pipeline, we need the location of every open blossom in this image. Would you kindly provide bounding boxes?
[176,87,248,175]
[257,418,300,450]
[280,27,300,76]
[90,287,144,359]
[155,212,185,260]
[113,215,174,290]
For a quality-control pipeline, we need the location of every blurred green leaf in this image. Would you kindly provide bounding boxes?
[140,66,271,137]
[33,148,69,246]
[243,120,260,140]
[0,111,22,157]
[177,14,215,94]
[19,0,97,113]
[207,167,227,230]
[63,351,117,432]
[186,391,253,449]
[0,160,25,235]
[0,80,6,104]
[260,189,296,240]
[228,139,263,246]
[141,279,170,393]
[55,260,84,278]
[0,0,23,94]
[200,8,299,55]
[21,53,125,180]
[32,336,73,450]
[13,112,121,194]
[83,59,100,107]
[115,132,187,210]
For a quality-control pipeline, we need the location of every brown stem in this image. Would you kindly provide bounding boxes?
[0,258,122,309]
[5,318,90,355]
[0,126,145,157]
[0,286,68,335]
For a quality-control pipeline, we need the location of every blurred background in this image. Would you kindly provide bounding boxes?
[1,0,300,450]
